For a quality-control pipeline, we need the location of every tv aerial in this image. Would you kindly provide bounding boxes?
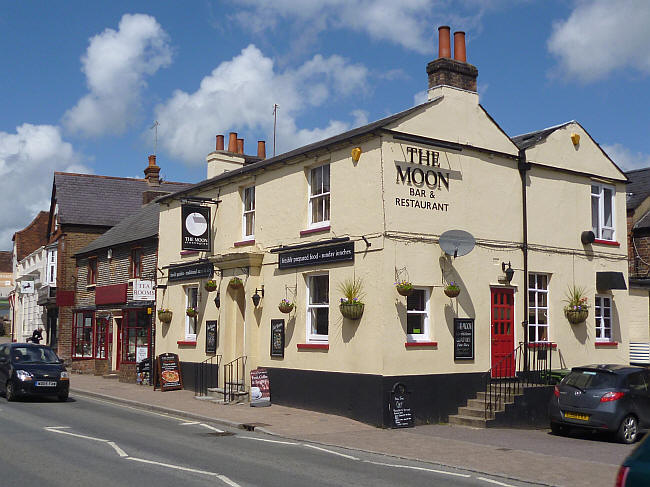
[439,230,476,258]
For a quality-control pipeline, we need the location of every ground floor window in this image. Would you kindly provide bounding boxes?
[185,286,198,341]
[528,273,549,342]
[95,316,109,359]
[122,309,150,364]
[595,295,612,341]
[307,274,329,342]
[407,287,430,341]
[73,311,94,358]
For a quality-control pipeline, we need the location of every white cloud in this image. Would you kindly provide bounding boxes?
[602,143,650,171]
[0,124,89,249]
[154,45,369,163]
[63,14,172,137]
[548,0,650,82]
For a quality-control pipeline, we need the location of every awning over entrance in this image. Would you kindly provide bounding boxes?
[596,271,627,291]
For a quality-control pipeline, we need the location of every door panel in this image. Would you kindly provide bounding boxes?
[491,288,515,378]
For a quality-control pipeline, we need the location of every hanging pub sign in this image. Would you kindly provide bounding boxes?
[168,261,214,282]
[270,319,285,358]
[205,320,217,355]
[278,241,354,269]
[181,204,211,251]
[454,317,475,360]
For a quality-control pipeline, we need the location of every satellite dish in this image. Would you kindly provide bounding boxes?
[439,230,475,258]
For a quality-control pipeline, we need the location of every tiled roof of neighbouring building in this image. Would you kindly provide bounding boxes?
[0,251,12,273]
[13,211,49,261]
[626,167,650,212]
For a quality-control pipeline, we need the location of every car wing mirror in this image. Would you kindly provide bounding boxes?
[58,358,65,364]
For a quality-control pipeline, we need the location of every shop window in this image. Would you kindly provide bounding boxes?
[185,286,198,341]
[528,273,549,343]
[72,311,94,358]
[122,309,151,364]
[307,274,329,342]
[242,186,255,239]
[130,247,143,279]
[95,317,109,359]
[309,164,330,228]
[407,288,430,341]
[591,184,615,241]
[595,295,612,342]
[88,257,97,285]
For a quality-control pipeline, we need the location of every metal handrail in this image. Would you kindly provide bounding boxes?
[223,355,247,403]
[484,342,557,417]
[194,354,221,397]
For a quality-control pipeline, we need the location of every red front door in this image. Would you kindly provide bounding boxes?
[115,318,122,371]
[490,287,515,378]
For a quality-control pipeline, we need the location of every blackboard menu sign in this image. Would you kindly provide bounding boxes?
[390,382,414,428]
[278,241,354,269]
[206,320,217,355]
[270,319,284,358]
[156,353,183,391]
[454,318,475,360]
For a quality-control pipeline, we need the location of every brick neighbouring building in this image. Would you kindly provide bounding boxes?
[46,155,191,365]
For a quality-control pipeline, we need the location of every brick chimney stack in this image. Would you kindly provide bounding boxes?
[427,26,478,93]
[144,154,161,187]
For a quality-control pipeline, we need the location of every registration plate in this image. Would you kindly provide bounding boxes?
[564,411,590,421]
[35,381,57,387]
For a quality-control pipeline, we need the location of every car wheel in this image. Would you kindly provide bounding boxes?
[617,415,639,444]
[57,391,69,402]
[550,422,567,436]
[5,381,16,402]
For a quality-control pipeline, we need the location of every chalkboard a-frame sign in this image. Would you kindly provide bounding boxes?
[155,353,183,391]
[454,317,475,360]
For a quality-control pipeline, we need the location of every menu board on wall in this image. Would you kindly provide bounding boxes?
[205,320,217,355]
[278,242,354,269]
[454,318,475,360]
[270,319,285,358]
[156,353,183,391]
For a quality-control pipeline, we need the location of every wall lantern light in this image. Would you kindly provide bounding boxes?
[252,285,264,307]
[501,261,515,284]
[570,133,580,146]
[351,147,362,163]
[214,291,221,309]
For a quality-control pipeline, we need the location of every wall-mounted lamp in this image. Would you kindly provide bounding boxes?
[107,249,113,260]
[252,285,264,307]
[501,261,514,284]
[570,133,580,146]
[214,291,220,309]
[351,147,362,163]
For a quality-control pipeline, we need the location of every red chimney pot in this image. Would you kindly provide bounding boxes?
[454,31,467,62]
[438,26,451,58]
[228,132,238,152]
[257,141,266,159]
[216,135,224,151]
[237,138,244,154]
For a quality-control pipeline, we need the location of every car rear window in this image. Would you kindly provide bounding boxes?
[563,370,618,390]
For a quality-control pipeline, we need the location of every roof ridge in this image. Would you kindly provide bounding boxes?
[512,120,575,140]
[13,210,49,237]
[54,172,187,185]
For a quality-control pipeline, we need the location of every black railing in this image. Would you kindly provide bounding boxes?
[484,342,558,417]
[194,355,221,397]
[223,355,247,403]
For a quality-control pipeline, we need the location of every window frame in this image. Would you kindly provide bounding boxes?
[88,257,97,286]
[185,286,199,341]
[72,311,94,359]
[306,273,329,343]
[94,316,109,360]
[121,308,151,364]
[528,273,549,343]
[46,248,57,286]
[594,294,613,342]
[242,185,255,239]
[308,164,330,229]
[129,247,143,279]
[406,287,431,342]
[591,183,615,241]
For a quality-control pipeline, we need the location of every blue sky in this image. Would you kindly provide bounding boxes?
[1,0,649,249]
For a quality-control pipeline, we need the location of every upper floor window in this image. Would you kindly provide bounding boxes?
[595,295,612,342]
[88,257,97,286]
[46,248,57,286]
[309,164,330,228]
[307,274,329,342]
[591,184,615,241]
[130,247,143,279]
[407,288,430,342]
[528,273,549,343]
[243,186,255,239]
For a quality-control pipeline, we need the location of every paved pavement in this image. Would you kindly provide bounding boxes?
[65,372,631,487]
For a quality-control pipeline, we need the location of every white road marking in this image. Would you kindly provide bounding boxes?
[365,460,472,478]
[78,395,187,422]
[107,441,128,457]
[477,477,516,487]
[45,427,110,443]
[303,443,359,460]
[126,457,240,486]
[239,436,299,446]
[199,423,224,433]
[44,426,70,429]
[180,421,200,426]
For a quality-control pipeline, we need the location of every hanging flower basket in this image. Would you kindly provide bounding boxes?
[204,280,218,292]
[444,282,460,298]
[229,277,243,290]
[395,280,413,297]
[157,309,173,324]
[340,302,364,320]
[278,299,294,314]
[186,307,197,318]
[565,309,588,325]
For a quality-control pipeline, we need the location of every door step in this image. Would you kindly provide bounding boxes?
[102,372,119,379]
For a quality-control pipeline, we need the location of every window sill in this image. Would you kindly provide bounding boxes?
[234,239,255,247]
[72,356,94,360]
[86,284,96,290]
[526,342,557,349]
[180,250,199,256]
[405,341,438,348]
[593,239,620,247]
[297,343,329,350]
[595,341,618,347]
[177,340,197,346]
[300,225,330,237]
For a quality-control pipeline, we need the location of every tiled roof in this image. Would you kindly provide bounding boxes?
[0,251,12,273]
[626,167,650,212]
[13,211,49,261]
[76,202,160,256]
[53,173,191,228]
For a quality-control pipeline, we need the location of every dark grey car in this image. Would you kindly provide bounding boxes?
[549,364,650,444]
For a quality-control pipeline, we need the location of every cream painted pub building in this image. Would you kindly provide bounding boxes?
[155,29,648,426]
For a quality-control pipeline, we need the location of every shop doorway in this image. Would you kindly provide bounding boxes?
[490,287,515,378]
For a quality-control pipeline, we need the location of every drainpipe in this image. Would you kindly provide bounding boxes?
[518,149,530,371]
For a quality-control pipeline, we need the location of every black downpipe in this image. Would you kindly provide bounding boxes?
[518,149,530,371]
